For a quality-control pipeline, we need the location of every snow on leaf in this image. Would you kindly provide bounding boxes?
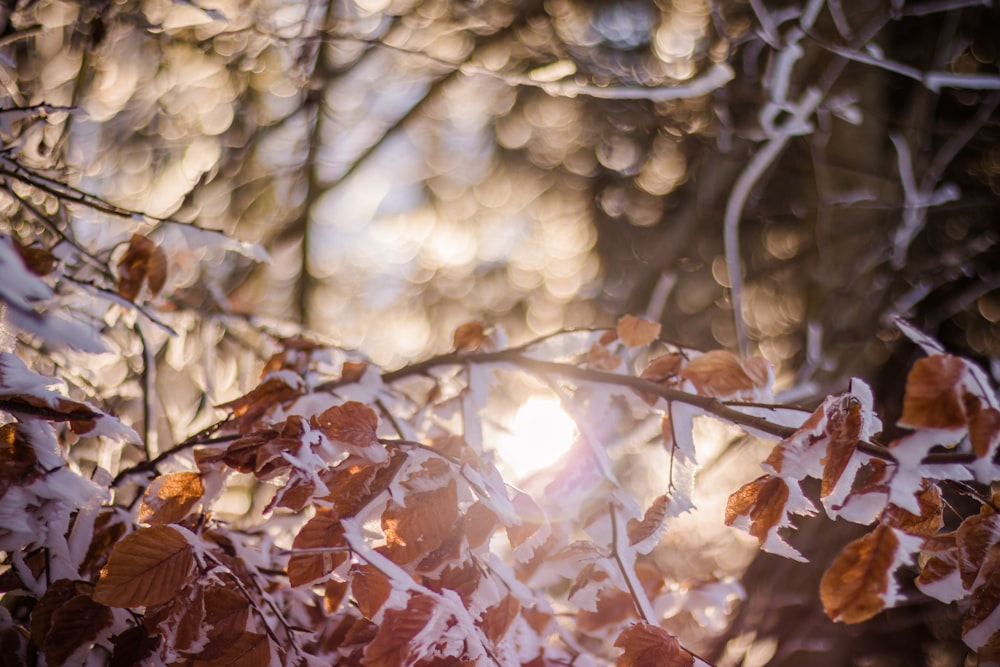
[138,472,204,525]
[627,495,670,554]
[614,622,694,667]
[287,508,348,587]
[479,594,520,644]
[820,400,862,499]
[381,479,458,565]
[820,525,920,623]
[882,482,943,537]
[362,593,437,667]
[964,544,1000,652]
[957,512,1000,590]
[616,315,661,348]
[680,350,772,400]
[725,474,815,561]
[317,401,380,449]
[202,586,250,649]
[899,355,968,430]
[117,233,168,301]
[93,525,195,608]
[351,562,393,620]
[505,490,548,557]
[190,631,271,667]
[896,318,947,355]
[916,532,964,603]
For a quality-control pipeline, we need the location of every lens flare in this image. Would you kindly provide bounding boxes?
[495,396,577,479]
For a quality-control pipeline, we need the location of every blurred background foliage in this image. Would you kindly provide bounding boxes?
[2,0,999,664]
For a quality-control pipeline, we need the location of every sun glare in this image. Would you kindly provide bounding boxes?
[495,396,577,479]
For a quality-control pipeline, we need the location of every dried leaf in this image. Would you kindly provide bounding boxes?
[324,579,349,614]
[883,483,943,536]
[969,404,1000,458]
[287,509,348,587]
[93,525,195,608]
[317,401,380,449]
[463,501,499,549]
[588,342,622,371]
[351,563,392,620]
[382,479,458,564]
[725,475,789,545]
[30,579,85,648]
[681,350,770,398]
[506,491,545,550]
[0,423,41,496]
[203,586,250,650]
[14,241,56,276]
[614,622,694,667]
[617,315,661,348]
[453,321,488,352]
[964,545,1000,650]
[957,512,1000,590]
[480,594,520,644]
[217,378,301,433]
[117,233,167,301]
[109,625,159,667]
[627,495,670,547]
[820,524,898,623]
[820,401,862,499]
[916,532,963,603]
[899,355,968,430]
[363,593,437,667]
[43,593,113,666]
[138,472,204,525]
[341,361,369,383]
[639,354,683,383]
[191,631,270,667]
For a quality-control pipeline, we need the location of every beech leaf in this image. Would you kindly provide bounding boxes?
[614,622,694,667]
[627,495,670,549]
[317,401,380,449]
[191,631,271,667]
[138,472,204,525]
[287,509,348,587]
[616,315,661,348]
[117,233,167,301]
[820,524,898,623]
[351,562,393,620]
[93,525,195,608]
[480,594,520,644]
[899,355,968,430]
[43,594,113,666]
[681,350,770,398]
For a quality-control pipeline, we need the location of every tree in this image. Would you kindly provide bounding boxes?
[0,0,999,665]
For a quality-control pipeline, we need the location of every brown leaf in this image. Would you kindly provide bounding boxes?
[820,524,898,623]
[453,321,489,352]
[14,241,56,276]
[317,401,380,449]
[899,354,968,430]
[351,563,393,620]
[341,361,369,382]
[614,622,694,667]
[216,378,301,433]
[110,625,160,667]
[820,401,862,498]
[192,631,271,667]
[138,472,204,525]
[287,509,348,587]
[463,501,499,549]
[363,593,438,667]
[117,233,167,301]
[617,315,661,348]
[144,583,206,655]
[965,545,1000,650]
[915,532,961,600]
[588,342,622,371]
[30,579,84,649]
[627,495,670,547]
[640,354,683,384]
[883,483,943,536]
[324,579,349,614]
[93,525,195,608]
[0,423,41,496]
[958,512,1000,589]
[969,403,1000,458]
[426,561,481,602]
[480,594,520,644]
[43,593,113,666]
[680,350,769,398]
[200,585,250,656]
[724,475,788,545]
[382,479,459,564]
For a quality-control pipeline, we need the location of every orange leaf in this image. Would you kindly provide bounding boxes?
[480,594,520,644]
[317,401,380,449]
[820,524,898,623]
[117,233,167,301]
[820,401,862,499]
[287,509,348,587]
[627,495,670,547]
[724,475,789,545]
[617,315,661,348]
[381,479,458,564]
[351,562,393,620]
[899,355,968,430]
[138,472,204,525]
[614,622,694,667]
[680,350,770,398]
[93,525,195,608]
